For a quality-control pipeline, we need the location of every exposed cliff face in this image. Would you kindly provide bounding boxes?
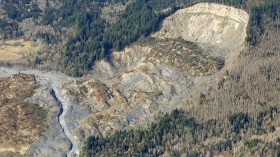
[152,3,249,57]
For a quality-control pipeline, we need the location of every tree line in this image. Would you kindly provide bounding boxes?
[0,0,279,76]
[81,107,280,156]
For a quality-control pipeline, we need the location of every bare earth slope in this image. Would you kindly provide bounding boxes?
[55,3,249,153]
[0,3,250,157]
[152,3,249,57]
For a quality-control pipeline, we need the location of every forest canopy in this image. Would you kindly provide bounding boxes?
[81,108,280,156]
[0,0,279,76]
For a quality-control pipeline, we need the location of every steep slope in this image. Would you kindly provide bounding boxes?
[152,3,249,57]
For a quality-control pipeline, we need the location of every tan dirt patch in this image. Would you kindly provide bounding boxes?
[0,39,38,61]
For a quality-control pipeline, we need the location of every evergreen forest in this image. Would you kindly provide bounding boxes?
[0,0,279,76]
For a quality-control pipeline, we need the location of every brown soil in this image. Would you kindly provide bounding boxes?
[0,74,47,156]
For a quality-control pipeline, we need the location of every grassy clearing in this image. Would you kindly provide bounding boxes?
[0,39,37,61]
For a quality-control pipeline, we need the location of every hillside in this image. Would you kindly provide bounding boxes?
[152,3,249,57]
[0,0,279,157]
[80,2,280,157]
[0,0,278,76]
[58,2,251,156]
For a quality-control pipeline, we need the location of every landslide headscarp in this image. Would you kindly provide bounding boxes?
[152,3,249,57]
